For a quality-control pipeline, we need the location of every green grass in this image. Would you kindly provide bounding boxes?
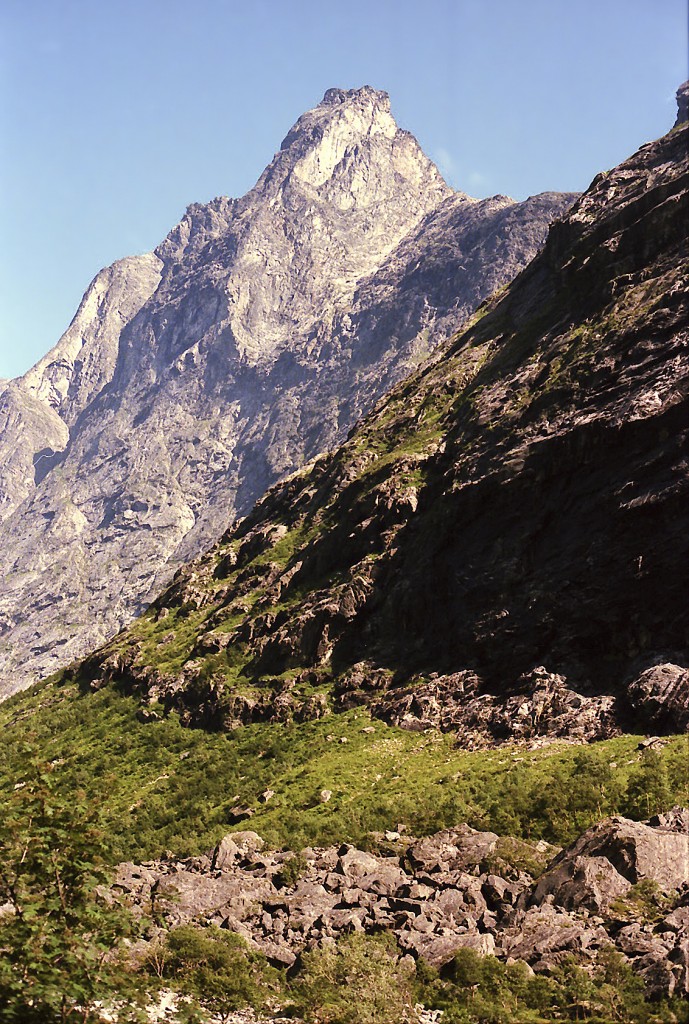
[2,679,688,865]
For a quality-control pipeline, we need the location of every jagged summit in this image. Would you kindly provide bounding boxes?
[270,83,447,201]
[320,85,390,108]
[279,86,396,155]
[158,85,434,267]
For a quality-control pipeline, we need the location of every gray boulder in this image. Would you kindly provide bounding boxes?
[628,663,689,733]
[531,854,631,914]
[536,813,689,896]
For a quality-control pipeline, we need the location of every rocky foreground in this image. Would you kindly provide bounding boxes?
[116,809,689,1001]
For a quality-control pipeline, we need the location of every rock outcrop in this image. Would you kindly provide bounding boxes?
[0,87,575,695]
[69,89,689,742]
[367,667,620,747]
[115,811,689,996]
[675,80,689,127]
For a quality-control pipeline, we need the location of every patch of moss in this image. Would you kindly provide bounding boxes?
[609,879,675,925]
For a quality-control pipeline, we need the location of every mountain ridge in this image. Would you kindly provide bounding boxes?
[0,87,575,695]
[66,92,689,742]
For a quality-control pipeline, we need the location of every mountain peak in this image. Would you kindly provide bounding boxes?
[279,84,398,157]
[320,85,390,110]
[275,85,444,196]
[0,85,576,694]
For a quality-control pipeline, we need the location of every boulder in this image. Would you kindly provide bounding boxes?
[356,862,408,896]
[113,862,157,896]
[540,813,689,893]
[401,929,495,967]
[628,663,689,732]
[406,825,498,874]
[531,854,631,913]
[211,831,265,871]
[498,903,609,967]
[337,846,382,880]
[373,668,619,746]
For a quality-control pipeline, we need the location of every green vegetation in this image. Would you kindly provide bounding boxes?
[1,680,688,863]
[1,687,688,1022]
[291,932,417,1024]
[275,851,309,889]
[0,760,148,1023]
[145,926,281,1022]
[418,945,688,1023]
[609,878,675,925]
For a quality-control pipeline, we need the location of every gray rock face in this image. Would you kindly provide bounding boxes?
[0,254,162,524]
[0,87,575,695]
[540,813,689,893]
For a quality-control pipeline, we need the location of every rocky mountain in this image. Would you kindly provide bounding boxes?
[72,86,689,742]
[0,86,575,696]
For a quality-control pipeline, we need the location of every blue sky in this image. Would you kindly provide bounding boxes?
[1,0,686,379]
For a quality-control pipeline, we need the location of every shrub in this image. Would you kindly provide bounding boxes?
[147,924,281,1023]
[292,932,418,1024]
[276,852,309,889]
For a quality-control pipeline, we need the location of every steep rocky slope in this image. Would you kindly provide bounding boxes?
[0,254,163,523]
[0,87,574,695]
[72,91,689,741]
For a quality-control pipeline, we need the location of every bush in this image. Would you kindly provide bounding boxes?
[415,947,686,1024]
[292,932,418,1024]
[146,924,281,1023]
[276,852,309,889]
[609,878,674,925]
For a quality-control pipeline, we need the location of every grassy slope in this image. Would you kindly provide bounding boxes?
[2,677,688,863]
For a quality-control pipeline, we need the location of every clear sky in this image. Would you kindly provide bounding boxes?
[1,0,686,380]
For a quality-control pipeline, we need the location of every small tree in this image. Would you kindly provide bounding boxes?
[0,759,148,1023]
[148,924,277,1023]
